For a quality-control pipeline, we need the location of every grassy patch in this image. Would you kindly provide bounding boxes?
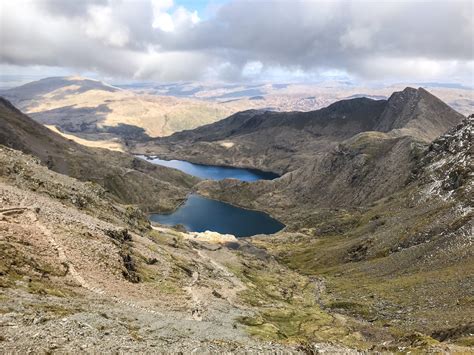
[232,258,370,348]
[28,280,71,297]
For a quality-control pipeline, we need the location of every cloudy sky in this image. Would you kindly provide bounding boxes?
[1,0,473,85]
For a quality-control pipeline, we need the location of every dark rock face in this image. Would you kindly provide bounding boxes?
[121,252,140,283]
[105,229,132,244]
[432,323,474,342]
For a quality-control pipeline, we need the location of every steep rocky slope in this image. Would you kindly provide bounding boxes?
[375,87,464,141]
[136,87,463,174]
[0,98,197,212]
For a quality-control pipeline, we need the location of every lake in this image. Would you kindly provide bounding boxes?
[139,155,279,181]
[149,195,285,237]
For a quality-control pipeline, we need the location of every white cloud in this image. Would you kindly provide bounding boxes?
[152,0,200,32]
[82,5,130,46]
[340,27,374,50]
[1,0,472,83]
[134,50,210,81]
[242,61,263,78]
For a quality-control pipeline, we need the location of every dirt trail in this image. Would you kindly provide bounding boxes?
[184,270,203,321]
[9,207,165,316]
[182,248,248,323]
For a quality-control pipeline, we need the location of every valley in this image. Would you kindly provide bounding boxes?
[0,82,472,352]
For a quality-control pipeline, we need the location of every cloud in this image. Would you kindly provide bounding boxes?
[37,0,110,18]
[1,0,473,83]
[152,0,200,32]
[82,5,130,47]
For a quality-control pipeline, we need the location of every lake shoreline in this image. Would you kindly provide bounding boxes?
[141,154,286,237]
[149,193,286,238]
[137,154,281,180]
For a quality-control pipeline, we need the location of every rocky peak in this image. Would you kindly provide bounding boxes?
[375,87,464,142]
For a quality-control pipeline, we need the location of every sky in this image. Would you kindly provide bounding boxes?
[1,0,473,86]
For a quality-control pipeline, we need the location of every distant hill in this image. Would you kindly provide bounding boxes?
[1,76,119,103]
[0,76,240,140]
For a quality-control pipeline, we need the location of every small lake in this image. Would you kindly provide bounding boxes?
[149,195,285,237]
[139,156,279,181]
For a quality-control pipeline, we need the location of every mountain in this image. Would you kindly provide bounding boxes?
[1,76,119,105]
[164,97,388,141]
[0,97,197,212]
[375,87,464,141]
[0,91,471,352]
[136,87,464,174]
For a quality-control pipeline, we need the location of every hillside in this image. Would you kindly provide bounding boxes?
[0,146,335,352]
[0,98,197,212]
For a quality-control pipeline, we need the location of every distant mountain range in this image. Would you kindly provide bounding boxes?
[1,77,472,151]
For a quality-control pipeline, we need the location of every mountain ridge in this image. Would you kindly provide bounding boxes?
[135,87,464,174]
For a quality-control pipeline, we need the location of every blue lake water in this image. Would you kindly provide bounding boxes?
[140,156,279,181]
[149,195,285,238]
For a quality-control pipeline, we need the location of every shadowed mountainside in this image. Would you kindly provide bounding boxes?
[0,97,198,212]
